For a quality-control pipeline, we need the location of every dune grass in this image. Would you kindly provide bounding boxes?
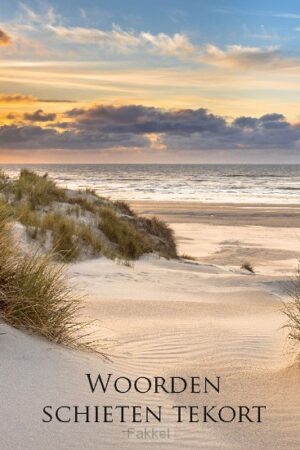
[139,216,177,258]
[0,170,9,192]
[241,262,255,273]
[43,214,104,261]
[283,271,300,355]
[15,200,41,228]
[12,169,66,209]
[2,170,178,262]
[114,200,136,217]
[14,204,104,262]
[99,207,151,260]
[0,202,95,350]
[181,253,197,261]
[42,213,79,261]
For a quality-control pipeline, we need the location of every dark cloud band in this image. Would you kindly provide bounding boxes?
[0,104,299,152]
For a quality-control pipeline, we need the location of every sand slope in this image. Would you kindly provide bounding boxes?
[1,203,300,449]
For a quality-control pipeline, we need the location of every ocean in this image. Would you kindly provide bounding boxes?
[1,164,300,204]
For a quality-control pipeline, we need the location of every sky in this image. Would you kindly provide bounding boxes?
[0,0,300,163]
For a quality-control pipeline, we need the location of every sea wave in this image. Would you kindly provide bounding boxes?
[1,164,300,204]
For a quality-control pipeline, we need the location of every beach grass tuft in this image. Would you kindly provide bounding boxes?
[283,269,300,355]
[181,253,197,261]
[12,169,66,209]
[0,202,96,350]
[99,207,151,260]
[241,262,255,273]
[139,216,177,258]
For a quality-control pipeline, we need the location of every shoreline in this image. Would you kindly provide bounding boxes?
[130,201,300,227]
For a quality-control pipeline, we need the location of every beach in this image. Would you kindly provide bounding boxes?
[2,0,300,445]
[1,200,299,449]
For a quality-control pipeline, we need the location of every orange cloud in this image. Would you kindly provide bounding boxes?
[0,94,37,103]
[0,29,11,46]
[0,94,76,104]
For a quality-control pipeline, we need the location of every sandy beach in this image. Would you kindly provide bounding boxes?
[2,0,300,447]
[1,202,300,449]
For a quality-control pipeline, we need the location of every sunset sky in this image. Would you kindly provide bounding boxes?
[1,0,300,163]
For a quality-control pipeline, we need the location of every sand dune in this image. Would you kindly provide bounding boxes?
[1,203,300,449]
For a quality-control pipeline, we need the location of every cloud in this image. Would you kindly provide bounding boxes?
[47,22,300,70]
[0,29,12,46]
[232,113,286,129]
[47,24,140,50]
[65,105,226,135]
[163,112,300,151]
[1,104,300,153]
[2,4,300,71]
[6,113,16,120]
[140,32,194,57]
[242,24,279,40]
[0,124,148,150]
[201,44,293,69]
[19,2,58,26]
[24,109,57,122]
[0,94,76,104]
[47,23,195,58]
[0,94,36,103]
[273,13,300,19]
[39,99,77,103]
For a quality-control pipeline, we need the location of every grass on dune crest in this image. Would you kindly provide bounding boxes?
[1,169,178,262]
[15,205,104,262]
[12,169,66,209]
[0,170,9,191]
[138,216,177,259]
[0,202,97,351]
[99,207,151,260]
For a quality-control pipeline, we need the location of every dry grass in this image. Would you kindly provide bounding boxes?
[283,269,300,355]
[77,224,103,255]
[15,201,41,228]
[14,205,104,262]
[68,196,101,214]
[2,170,178,262]
[12,169,66,209]
[181,253,197,261]
[48,215,79,262]
[0,202,95,350]
[0,170,9,192]
[114,200,136,217]
[99,207,151,260]
[241,262,255,273]
[139,216,177,258]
